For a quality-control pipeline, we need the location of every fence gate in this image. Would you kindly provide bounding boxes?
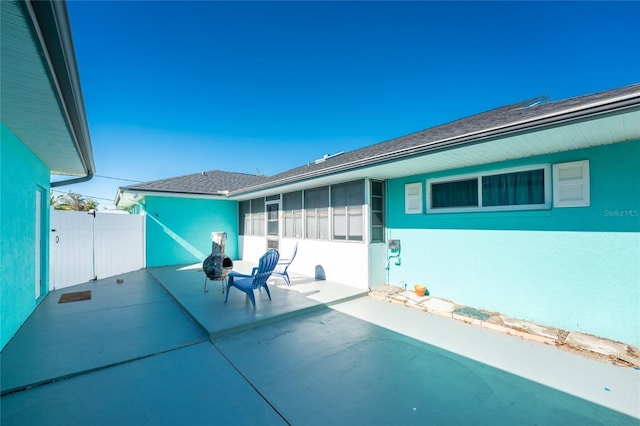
[49,209,145,290]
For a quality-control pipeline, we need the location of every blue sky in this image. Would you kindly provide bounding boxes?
[58,1,640,209]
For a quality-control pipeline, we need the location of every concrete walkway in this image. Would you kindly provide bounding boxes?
[333,297,640,420]
[1,268,638,425]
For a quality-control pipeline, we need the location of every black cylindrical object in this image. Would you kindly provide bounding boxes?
[203,232,233,280]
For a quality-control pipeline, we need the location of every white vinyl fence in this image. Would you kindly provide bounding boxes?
[49,209,145,290]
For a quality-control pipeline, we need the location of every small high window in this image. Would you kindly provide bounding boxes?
[431,178,477,209]
[427,165,551,213]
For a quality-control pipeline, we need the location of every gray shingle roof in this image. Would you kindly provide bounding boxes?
[124,83,640,198]
[231,82,640,195]
[123,170,269,195]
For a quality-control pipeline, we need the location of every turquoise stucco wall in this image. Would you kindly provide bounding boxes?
[1,124,50,350]
[143,196,239,267]
[386,140,640,345]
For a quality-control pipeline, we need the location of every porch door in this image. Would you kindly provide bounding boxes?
[265,198,280,250]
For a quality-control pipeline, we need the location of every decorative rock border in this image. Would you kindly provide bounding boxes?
[369,285,640,368]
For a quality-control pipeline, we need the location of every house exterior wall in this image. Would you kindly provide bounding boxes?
[143,196,239,267]
[240,236,370,288]
[1,124,50,350]
[385,140,640,345]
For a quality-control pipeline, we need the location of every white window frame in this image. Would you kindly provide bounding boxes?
[304,186,330,240]
[332,180,364,242]
[405,182,423,214]
[370,179,385,243]
[553,160,590,207]
[252,180,381,245]
[239,200,251,235]
[426,164,551,214]
[282,191,303,238]
[250,197,266,236]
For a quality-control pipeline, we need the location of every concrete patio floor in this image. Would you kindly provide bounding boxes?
[149,261,366,339]
[1,267,638,425]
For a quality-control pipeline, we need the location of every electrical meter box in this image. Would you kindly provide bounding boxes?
[388,239,401,254]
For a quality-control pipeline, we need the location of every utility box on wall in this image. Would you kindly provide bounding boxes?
[388,239,401,254]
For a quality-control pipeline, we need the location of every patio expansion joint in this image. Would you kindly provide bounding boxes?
[212,342,292,426]
[71,299,174,314]
[0,340,208,397]
[146,269,213,338]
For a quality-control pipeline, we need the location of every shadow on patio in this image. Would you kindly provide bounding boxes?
[2,267,638,425]
[0,264,366,396]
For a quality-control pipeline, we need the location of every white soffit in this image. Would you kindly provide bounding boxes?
[377,109,640,178]
[0,1,85,175]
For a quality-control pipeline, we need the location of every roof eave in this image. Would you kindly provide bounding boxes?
[229,92,640,197]
[115,187,229,208]
[25,0,95,177]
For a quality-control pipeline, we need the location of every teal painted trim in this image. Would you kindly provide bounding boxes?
[388,140,640,232]
[1,123,50,350]
[144,196,239,267]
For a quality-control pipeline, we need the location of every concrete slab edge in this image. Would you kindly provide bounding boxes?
[206,294,368,340]
[208,303,329,341]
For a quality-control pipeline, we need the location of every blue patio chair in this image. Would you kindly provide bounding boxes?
[271,242,298,286]
[224,249,280,307]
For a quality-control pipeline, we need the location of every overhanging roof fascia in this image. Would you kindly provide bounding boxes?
[23,0,95,177]
[122,188,229,198]
[229,92,640,197]
[115,187,229,208]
